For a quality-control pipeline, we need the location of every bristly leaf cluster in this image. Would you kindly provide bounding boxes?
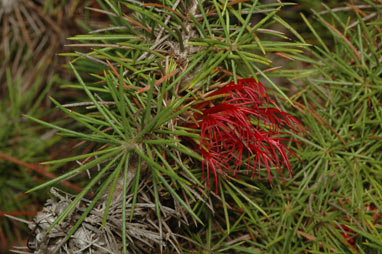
[25,0,312,252]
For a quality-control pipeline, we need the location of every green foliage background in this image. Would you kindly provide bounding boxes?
[1,0,382,253]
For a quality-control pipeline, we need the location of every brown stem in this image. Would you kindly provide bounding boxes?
[0,151,83,193]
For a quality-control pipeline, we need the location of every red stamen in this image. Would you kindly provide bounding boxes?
[188,78,304,191]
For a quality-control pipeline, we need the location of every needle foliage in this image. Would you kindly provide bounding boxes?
[23,0,382,253]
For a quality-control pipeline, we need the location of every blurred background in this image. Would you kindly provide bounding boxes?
[0,0,102,251]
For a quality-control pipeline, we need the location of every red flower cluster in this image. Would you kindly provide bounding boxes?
[338,204,377,246]
[191,79,303,191]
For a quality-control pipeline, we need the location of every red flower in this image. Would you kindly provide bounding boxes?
[189,79,304,191]
[339,224,356,245]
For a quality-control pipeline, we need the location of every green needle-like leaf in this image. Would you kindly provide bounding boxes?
[102,153,126,229]
[47,152,123,232]
[27,148,122,193]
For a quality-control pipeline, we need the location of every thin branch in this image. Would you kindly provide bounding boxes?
[319,4,382,14]
[0,151,83,193]
[347,12,377,30]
